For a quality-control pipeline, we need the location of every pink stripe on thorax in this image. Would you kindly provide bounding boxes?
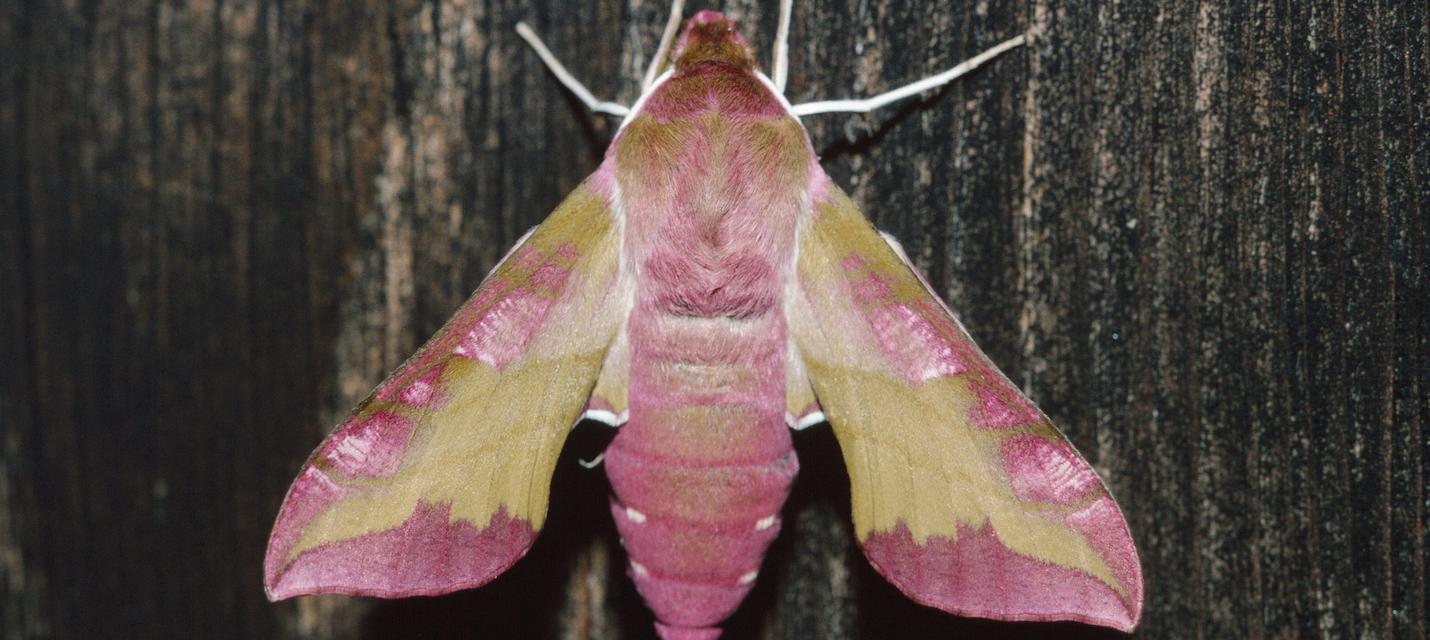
[640,62,789,123]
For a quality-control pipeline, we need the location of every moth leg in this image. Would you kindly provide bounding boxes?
[771,0,794,93]
[515,22,630,117]
[641,0,685,90]
[789,34,1025,117]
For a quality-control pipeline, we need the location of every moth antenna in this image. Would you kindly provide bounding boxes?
[516,21,630,117]
[771,0,794,93]
[642,0,685,90]
[790,34,1025,117]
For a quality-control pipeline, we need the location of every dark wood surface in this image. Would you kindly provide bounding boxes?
[2,0,1425,638]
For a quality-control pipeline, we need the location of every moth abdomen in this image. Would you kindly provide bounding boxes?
[603,309,797,636]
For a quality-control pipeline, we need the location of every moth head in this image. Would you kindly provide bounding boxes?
[672,10,756,72]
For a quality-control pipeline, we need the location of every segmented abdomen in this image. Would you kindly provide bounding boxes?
[604,308,797,638]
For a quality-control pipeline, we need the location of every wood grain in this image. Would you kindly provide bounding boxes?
[1,0,1424,638]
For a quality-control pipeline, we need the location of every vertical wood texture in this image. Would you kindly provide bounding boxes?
[2,0,1425,638]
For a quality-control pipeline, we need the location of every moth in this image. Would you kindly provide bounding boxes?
[264,2,1144,637]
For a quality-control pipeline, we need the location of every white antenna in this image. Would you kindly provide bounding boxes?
[791,34,1025,116]
[643,0,686,90]
[771,0,794,93]
[516,22,630,117]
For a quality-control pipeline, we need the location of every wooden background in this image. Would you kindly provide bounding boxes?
[2,0,1425,638]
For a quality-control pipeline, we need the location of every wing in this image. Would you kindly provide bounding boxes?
[265,180,629,599]
[785,185,1143,631]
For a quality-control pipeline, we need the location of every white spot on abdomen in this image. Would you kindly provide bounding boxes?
[631,561,649,577]
[738,570,758,585]
[625,507,647,523]
[755,515,776,531]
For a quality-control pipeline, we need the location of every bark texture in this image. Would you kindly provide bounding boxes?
[1,0,1425,638]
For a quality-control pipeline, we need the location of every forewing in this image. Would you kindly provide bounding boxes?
[265,181,629,599]
[786,186,1142,631]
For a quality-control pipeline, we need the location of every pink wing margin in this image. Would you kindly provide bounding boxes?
[787,184,1143,631]
[265,179,628,600]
